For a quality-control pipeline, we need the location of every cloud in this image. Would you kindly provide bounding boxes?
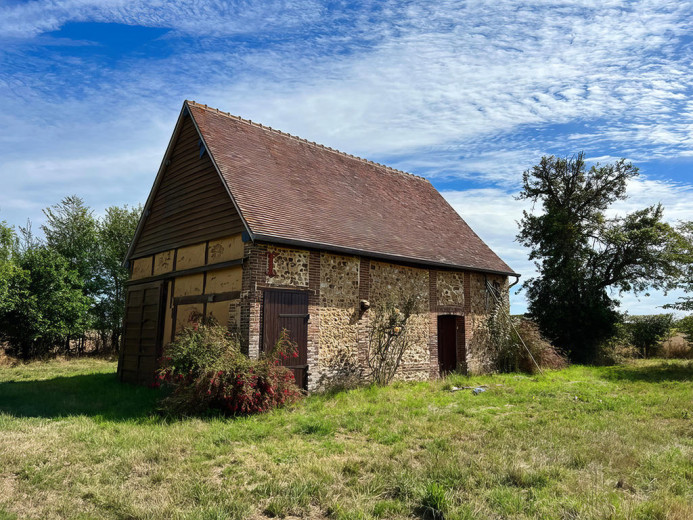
[0,0,327,39]
[1,0,692,317]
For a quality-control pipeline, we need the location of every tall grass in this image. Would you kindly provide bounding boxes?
[0,358,691,519]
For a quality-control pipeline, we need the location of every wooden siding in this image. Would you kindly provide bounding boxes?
[437,315,457,374]
[119,281,166,385]
[131,115,244,258]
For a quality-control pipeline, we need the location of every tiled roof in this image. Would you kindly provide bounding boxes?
[187,101,516,276]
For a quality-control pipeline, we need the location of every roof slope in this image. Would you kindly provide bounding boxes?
[186,101,516,275]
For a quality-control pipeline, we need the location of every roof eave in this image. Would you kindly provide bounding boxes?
[252,233,520,277]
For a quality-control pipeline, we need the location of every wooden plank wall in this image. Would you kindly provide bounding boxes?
[119,282,166,385]
[131,115,245,258]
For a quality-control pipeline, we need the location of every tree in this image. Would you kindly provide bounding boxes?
[628,314,674,358]
[0,220,18,317]
[665,221,693,312]
[41,195,99,297]
[675,315,693,345]
[0,245,90,359]
[92,204,141,351]
[517,153,686,362]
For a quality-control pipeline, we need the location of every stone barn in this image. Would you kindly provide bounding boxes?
[118,100,518,390]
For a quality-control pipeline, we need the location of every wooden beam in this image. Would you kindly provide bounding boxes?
[126,258,244,286]
[173,291,241,306]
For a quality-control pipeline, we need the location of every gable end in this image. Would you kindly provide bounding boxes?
[129,112,245,258]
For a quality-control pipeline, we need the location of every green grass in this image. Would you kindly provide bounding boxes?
[0,359,691,519]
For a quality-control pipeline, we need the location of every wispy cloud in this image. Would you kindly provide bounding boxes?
[1,1,692,314]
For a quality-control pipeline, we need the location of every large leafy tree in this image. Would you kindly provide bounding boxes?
[665,221,693,312]
[0,245,90,359]
[1,200,140,358]
[517,153,685,362]
[92,204,141,350]
[0,220,18,316]
[41,195,100,297]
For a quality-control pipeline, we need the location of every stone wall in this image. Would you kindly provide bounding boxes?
[368,261,431,381]
[315,253,361,387]
[266,246,309,287]
[436,270,464,307]
[239,240,510,389]
[465,272,510,374]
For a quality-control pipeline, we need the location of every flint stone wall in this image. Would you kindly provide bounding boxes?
[368,261,431,381]
[466,272,510,374]
[267,246,309,287]
[436,270,465,307]
[316,253,361,386]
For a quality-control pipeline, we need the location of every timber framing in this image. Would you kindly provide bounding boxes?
[173,291,241,306]
[126,258,244,286]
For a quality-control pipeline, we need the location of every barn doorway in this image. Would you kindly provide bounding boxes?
[437,315,457,375]
[262,290,309,390]
[119,281,167,385]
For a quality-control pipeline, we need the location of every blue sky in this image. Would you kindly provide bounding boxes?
[1,0,692,315]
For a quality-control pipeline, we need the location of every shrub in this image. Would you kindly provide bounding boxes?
[660,334,693,359]
[485,294,566,373]
[513,318,567,372]
[158,318,302,415]
[595,321,639,365]
[366,295,421,385]
[676,315,693,344]
[628,314,674,358]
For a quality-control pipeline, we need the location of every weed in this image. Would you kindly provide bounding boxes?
[419,482,449,519]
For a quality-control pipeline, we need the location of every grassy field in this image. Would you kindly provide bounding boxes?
[0,359,691,520]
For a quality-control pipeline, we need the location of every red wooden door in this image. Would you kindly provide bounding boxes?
[262,290,309,390]
[437,315,457,374]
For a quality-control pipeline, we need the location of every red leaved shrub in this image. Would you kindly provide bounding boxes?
[157,318,302,416]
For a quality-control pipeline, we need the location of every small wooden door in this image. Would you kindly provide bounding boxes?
[262,290,309,390]
[119,281,167,385]
[438,315,457,374]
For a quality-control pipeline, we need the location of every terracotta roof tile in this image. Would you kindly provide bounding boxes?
[187,101,517,276]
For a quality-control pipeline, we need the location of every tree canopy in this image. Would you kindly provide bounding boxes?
[0,197,140,358]
[664,221,693,312]
[517,153,687,362]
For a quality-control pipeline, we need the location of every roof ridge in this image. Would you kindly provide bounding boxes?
[186,100,429,182]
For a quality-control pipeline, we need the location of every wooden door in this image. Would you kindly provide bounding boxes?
[262,290,309,390]
[119,281,167,385]
[438,315,457,375]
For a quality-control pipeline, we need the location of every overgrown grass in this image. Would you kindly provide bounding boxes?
[1,358,691,519]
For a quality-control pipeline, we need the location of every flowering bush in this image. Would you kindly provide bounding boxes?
[157,317,302,415]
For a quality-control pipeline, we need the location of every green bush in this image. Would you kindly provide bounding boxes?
[676,315,693,344]
[595,321,639,365]
[628,314,674,358]
[158,318,302,415]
